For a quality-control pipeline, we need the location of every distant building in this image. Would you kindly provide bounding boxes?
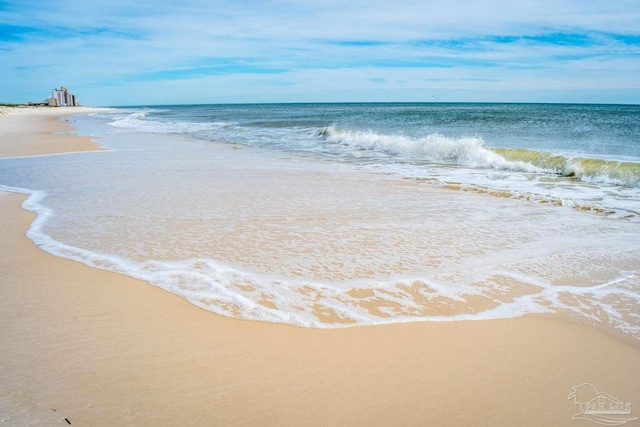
[50,86,81,107]
[26,100,51,107]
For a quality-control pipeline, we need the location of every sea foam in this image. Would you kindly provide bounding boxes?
[322,127,640,187]
[321,126,533,170]
[3,104,639,341]
[3,181,640,340]
[109,111,231,135]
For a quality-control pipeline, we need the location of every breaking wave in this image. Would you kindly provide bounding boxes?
[320,127,640,188]
[109,111,231,134]
[495,148,640,187]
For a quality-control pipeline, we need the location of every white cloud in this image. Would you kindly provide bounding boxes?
[1,0,638,104]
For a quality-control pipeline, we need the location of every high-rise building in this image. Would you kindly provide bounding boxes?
[51,87,80,107]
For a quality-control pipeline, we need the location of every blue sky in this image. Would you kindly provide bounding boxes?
[1,0,639,105]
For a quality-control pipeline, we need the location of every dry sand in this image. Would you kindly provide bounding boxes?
[1,108,639,426]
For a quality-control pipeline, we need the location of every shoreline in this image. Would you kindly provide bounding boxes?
[1,109,639,425]
[0,107,114,158]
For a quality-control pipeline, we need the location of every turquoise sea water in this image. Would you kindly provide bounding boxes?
[109,103,640,215]
[1,103,639,338]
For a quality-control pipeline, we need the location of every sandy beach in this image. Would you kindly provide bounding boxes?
[0,107,110,158]
[1,108,639,426]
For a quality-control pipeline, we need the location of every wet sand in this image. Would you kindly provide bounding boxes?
[0,107,113,158]
[1,108,639,426]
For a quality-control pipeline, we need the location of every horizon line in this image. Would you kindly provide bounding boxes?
[101,100,640,108]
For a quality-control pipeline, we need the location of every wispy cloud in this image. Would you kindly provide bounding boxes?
[1,0,639,104]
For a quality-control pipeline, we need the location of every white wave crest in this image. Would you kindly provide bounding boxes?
[109,111,230,134]
[322,127,539,173]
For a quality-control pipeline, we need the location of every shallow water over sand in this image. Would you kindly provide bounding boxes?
[0,106,639,339]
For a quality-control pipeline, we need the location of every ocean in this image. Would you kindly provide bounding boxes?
[2,103,639,339]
